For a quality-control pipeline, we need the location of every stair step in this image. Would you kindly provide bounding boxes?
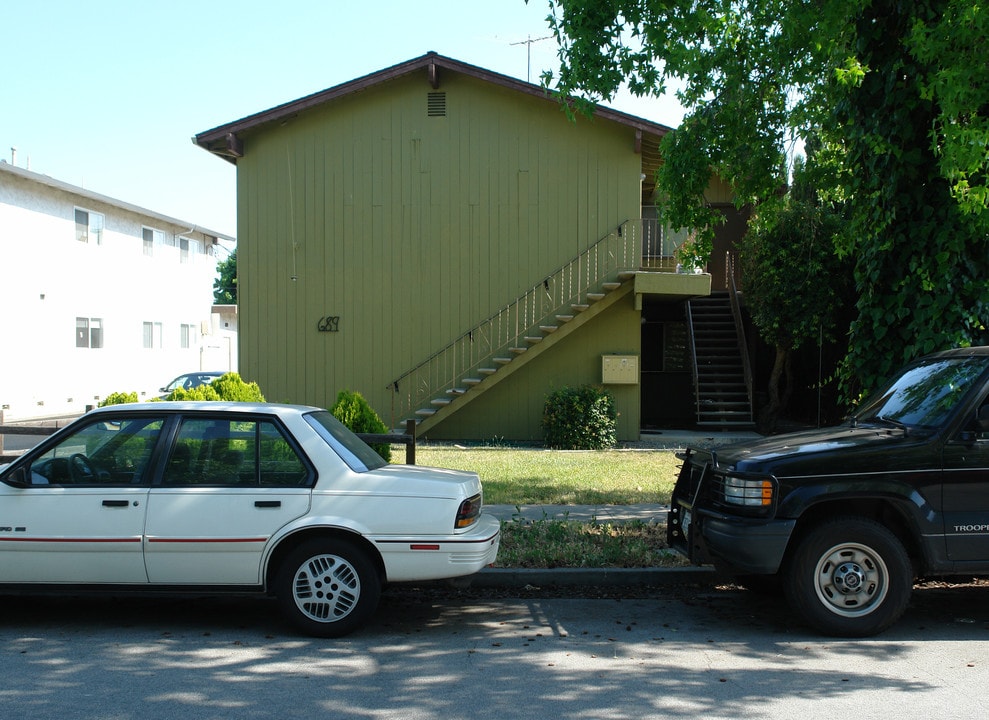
[539,325,558,334]
[431,398,452,407]
[572,304,589,313]
[462,378,482,386]
[524,336,543,344]
[479,367,497,375]
[556,314,574,323]
[586,293,606,302]
[510,347,527,355]
[601,282,621,291]
[415,408,437,417]
[493,357,513,365]
[618,271,636,281]
[446,388,467,395]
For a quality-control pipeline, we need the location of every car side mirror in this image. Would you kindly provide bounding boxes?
[2,466,31,488]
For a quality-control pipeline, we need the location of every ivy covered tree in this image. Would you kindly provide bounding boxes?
[537,0,989,404]
[740,150,853,431]
[213,248,237,304]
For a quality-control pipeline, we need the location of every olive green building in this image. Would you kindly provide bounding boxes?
[196,53,747,441]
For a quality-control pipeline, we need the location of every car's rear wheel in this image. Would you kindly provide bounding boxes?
[275,538,381,638]
[784,516,912,637]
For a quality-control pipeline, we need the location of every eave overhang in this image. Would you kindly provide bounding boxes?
[193,51,673,164]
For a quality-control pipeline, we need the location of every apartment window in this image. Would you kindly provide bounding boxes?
[143,321,163,349]
[75,209,105,245]
[76,317,103,348]
[143,227,165,256]
[180,323,195,349]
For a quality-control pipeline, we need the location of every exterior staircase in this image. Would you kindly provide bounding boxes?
[402,280,634,435]
[686,292,754,427]
[387,221,649,435]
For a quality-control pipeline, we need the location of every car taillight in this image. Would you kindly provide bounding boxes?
[455,493,482,529]
[723,475,773,507]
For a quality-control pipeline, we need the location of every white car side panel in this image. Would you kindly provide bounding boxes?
[144,487,311,584]
[0,486,150,583]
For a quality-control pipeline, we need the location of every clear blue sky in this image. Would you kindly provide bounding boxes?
[2,0,684,238]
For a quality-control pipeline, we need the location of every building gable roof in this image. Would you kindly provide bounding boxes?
[193,51,673,164]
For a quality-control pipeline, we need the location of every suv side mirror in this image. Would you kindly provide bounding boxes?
[977,405,989,433]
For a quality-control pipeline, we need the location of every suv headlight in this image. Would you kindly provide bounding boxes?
[723,475,774,507]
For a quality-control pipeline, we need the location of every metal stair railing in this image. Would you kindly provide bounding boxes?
[684,299,701,423]
[387,219,649,427]
[726,251,754,415]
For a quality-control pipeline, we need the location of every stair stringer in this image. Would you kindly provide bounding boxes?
[413,282,634,436]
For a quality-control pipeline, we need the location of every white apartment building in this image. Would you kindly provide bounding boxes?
[0,160,236,420]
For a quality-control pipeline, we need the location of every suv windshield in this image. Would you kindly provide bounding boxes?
[855,356,989,430]
[304,411,388,472]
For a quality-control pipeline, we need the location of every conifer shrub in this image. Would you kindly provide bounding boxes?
[330,390,392,461]
[542,385,617,450]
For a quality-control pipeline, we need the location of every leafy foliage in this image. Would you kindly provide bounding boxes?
[99,391,139,407]
[541,0,989,403]
[161,372,264,402]
[740,151,854,428]
[542,385,617,450]
[330,390,392,461]
[213,248,237,304]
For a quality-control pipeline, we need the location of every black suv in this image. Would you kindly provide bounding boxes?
[668,346,989,636]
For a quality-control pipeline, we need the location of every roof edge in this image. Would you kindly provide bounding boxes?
[0,161,235,242]
[193,51,673,159]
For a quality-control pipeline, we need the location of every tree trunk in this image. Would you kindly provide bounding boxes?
[760,345,790,433]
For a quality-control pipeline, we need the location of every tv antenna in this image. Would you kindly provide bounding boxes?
[510,35,552,82]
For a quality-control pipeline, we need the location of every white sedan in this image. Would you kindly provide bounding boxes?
[0,402,500,637]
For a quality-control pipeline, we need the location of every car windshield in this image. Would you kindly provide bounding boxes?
[855,356,989,430]
[303,411,388,472]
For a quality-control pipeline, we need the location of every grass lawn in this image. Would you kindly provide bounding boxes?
[408,446,681,506]
[397,444,686,568]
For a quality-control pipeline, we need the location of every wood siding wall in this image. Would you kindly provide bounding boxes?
[236,69,644,439]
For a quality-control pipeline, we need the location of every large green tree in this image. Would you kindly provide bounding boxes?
[538,0,989,403]
[213,248,237,305]
[740,152,853,430]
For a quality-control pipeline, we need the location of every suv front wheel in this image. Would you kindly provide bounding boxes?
[784,516,913,637]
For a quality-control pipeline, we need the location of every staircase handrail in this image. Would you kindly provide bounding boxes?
[684,299,701,422]
[386,219,646,425]
[726,251,754,410]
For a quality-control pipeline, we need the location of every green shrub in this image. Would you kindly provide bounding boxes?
[330,390,392,462]
[542,385,617,450]
[159,372,264,402]
[207,372,265,402]
[99,391,139,407]
[164,384,221,401]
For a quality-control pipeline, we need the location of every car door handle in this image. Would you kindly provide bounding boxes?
[255,501,281,508]
[102,500,129,507]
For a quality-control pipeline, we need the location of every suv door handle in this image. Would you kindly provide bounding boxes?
[255,500,281,508]
[102,500,129,507]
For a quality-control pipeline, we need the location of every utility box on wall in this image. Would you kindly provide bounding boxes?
[602,355,639,384]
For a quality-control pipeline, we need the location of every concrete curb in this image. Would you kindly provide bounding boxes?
[471,566,718,588]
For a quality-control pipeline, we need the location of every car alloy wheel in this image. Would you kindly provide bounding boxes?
[276,538,381,637]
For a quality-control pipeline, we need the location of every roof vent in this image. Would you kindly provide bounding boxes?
[427,92,446,118]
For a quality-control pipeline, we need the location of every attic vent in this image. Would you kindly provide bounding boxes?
[427,92,447,117]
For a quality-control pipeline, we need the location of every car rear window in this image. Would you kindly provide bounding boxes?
[303,411,388,472]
